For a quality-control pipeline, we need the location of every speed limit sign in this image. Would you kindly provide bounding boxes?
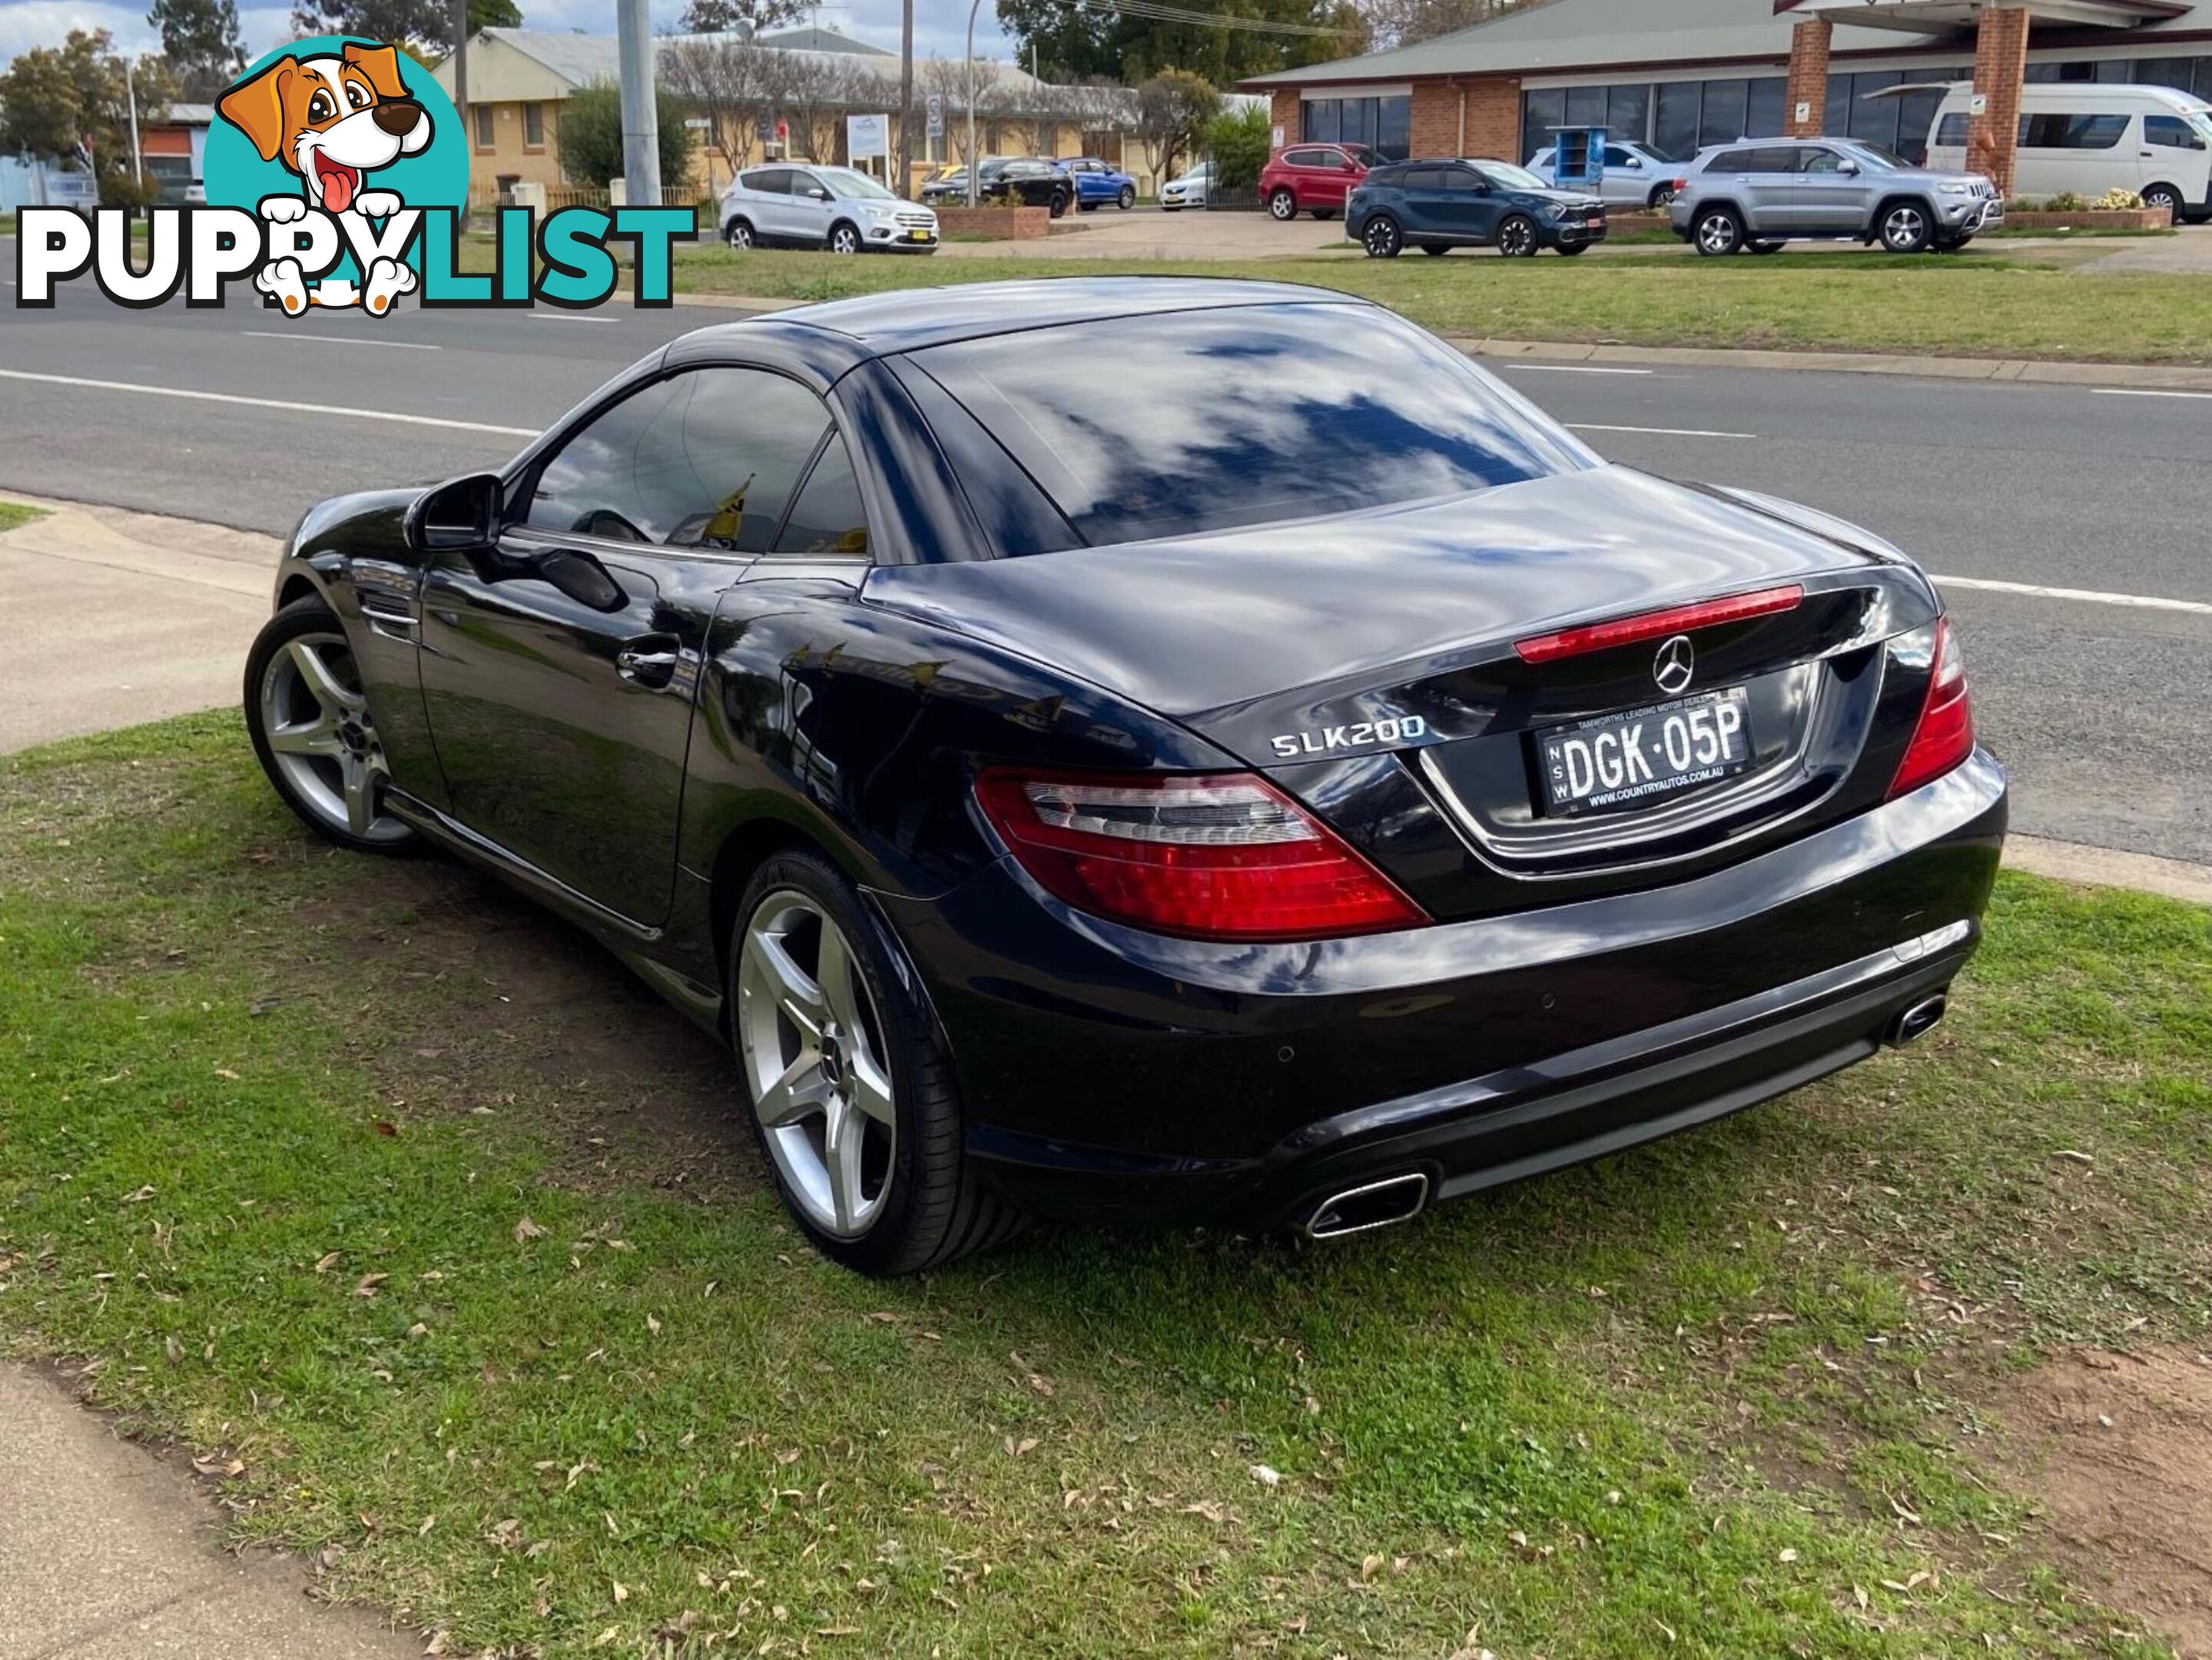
[926,92,945,139]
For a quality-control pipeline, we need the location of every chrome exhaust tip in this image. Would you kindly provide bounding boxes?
[1304,1172,1430,1240]
[1889,994,1947,1047]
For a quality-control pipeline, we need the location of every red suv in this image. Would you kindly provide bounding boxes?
[1260,143,1381,221]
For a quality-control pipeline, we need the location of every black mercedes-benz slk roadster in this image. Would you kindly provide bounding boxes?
[244,277,2005,1275]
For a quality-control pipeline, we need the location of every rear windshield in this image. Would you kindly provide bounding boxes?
[909,303,1586,546]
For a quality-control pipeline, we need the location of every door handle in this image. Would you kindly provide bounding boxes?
[615,639,682,689]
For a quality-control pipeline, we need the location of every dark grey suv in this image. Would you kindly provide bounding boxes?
[1670,138,2001,256]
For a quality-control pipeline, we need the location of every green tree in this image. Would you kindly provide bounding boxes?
[1204,99,1272,189]
[289,0,453,48]
[0,29,172,190]
[1133,68,1219,184]
[999,0,1363,86]
[147,0,246,98]
[554,80,698,194]
[678,0,804,33]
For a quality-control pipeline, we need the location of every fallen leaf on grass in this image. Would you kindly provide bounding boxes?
[354,1273,386,1297]
[313,1252,340,1273]
[513,1216,547,1242]
[1249,1463,1282,1487]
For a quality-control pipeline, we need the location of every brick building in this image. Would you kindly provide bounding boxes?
[1242,0,2212,197]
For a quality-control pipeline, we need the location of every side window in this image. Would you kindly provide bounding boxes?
[1285,148,1322,168]
[1441,166,1485,191]
[789,171,823,198]
[1748,147,1802,173]
[2020,112,2129,149]
[773,437,871,559]
[742,168,788,194]
[1799,148,1846,174]
[1603,146,1638,168]
[2147,114,2206,150]
[1710,148,1756,171]
[1935,113,1971,146]
[525,369,831,554]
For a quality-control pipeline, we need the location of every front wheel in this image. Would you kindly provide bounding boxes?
[1693,207,1744,256]
[1879,202,1932,254]
[827,221,861,254]
[732,851,1019,1276]
[1361,214,1403,258]
[1648,183,1677,209]
[2142,182,2184,221]
[1418,242,1450,256]
[1497,214,1540,257]
[1268,188,1296,220]
[1048,191,1069,219]
[244,596,417,854]
[725,216,754,251]
[1117,184,1136,210]
[1555,242,1589,256]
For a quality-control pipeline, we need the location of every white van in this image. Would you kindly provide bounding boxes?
[1921,81,2212,221]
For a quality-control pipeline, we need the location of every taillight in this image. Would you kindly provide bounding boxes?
[1888,616,1974,798]
[1514,585,1803,665]
[974,768,1428,942]
[1672,178,1688,193]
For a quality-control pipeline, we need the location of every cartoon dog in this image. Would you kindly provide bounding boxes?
[217,42,432,315]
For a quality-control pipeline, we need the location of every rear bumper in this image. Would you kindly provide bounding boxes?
[880,749,2006,1229]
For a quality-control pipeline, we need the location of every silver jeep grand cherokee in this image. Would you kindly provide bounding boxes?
[1670,136,2001,255]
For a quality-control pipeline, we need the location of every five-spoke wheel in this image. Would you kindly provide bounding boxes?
[245,597,414,852]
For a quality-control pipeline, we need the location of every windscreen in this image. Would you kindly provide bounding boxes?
[910,302,1589,546]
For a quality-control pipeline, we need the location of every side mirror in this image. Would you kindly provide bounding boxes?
[808,186,830,200]
[1626,156,1643,168]
[408,472,501,553]
[1839,159,1862,175]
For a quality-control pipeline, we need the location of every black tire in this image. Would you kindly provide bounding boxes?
[1693,206,1744,257]
[1077,200,1096,212]
[244,595,419,855]
[1418,242,1450,256]
[1648,183,1677,210]
[1933,234,1972,254]
[1269,188,1296,221]
[1746,240,1784,255]
[1117,184,1136,210]
[1878,200,1932,254]
[1311,207,1335,221]
[1496,214,1540,257]
[731,850,1020,1276]
[827,220,861,254]
[1555,242,1589,257]
[724,216,755,251]
[1048,191,1069,219]
[2142,182,2184,221]
[1361,213,1403,258]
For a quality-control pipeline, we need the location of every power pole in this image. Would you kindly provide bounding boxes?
[617,0,663,205]
[449,0,469,223]
[124,58,142,181]
[898,0,914,201]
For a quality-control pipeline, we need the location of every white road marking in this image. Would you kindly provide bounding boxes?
[0,370,536,437]
[1507,364,1656,376]
[2091,387,2212,402]
[1568,422,1756,440]
[1932,573,2212,617]
[241,330,440,350]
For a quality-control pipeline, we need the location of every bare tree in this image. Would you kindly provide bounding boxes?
[1132,70,1213,178]
[1358,0,1521,52]
[659,35,794,174]
[778,52,875,164]
[918,53,1017,166]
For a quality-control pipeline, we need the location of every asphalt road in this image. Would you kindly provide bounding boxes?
[2,277,2207,865]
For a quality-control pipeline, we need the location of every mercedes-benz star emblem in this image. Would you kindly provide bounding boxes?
[1653,635,1696,696]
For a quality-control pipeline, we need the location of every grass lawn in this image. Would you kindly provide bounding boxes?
[3,716,2207,1657]
[0,501,48,535]
[673,246,2212,364]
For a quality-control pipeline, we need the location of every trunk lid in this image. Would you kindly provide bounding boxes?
[864,466,1943,915]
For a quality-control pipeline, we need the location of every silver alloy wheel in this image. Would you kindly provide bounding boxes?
[2144,184,2182,217]
[726,217,753,251]
[737,891,897,1239]
[1498,216,1536,257]
[258,632,411,843]
[1269,189,1295,221]
[829,224,860,254]
[1650,184,1676,208]
[1696,211,1739,254]
[1882,204,1927,251]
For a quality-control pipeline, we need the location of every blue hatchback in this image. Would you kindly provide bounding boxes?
[1060,155,1139,211]
[1348,159,1608,258]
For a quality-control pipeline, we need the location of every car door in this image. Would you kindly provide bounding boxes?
[2144,111,2211,206]
[744,167,793,241]
[1792,145,1863,233]
[1602,144,1649,208]
[1434,164,1497,240]
[786,168,833,245]
[416,366,835,925]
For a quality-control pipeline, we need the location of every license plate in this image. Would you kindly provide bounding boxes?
[1535,687,1753,817]
[909,228,933,242]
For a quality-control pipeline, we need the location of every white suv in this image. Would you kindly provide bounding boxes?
[720,164,939,255]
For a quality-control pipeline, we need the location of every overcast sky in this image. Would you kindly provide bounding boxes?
[0,0,1021,75]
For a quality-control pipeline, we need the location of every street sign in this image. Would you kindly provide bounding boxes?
[926,93,945,140]
[847,112,889,159]
[758,111,774,141]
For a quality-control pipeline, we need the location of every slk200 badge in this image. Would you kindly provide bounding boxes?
[1269,715,1428,759]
